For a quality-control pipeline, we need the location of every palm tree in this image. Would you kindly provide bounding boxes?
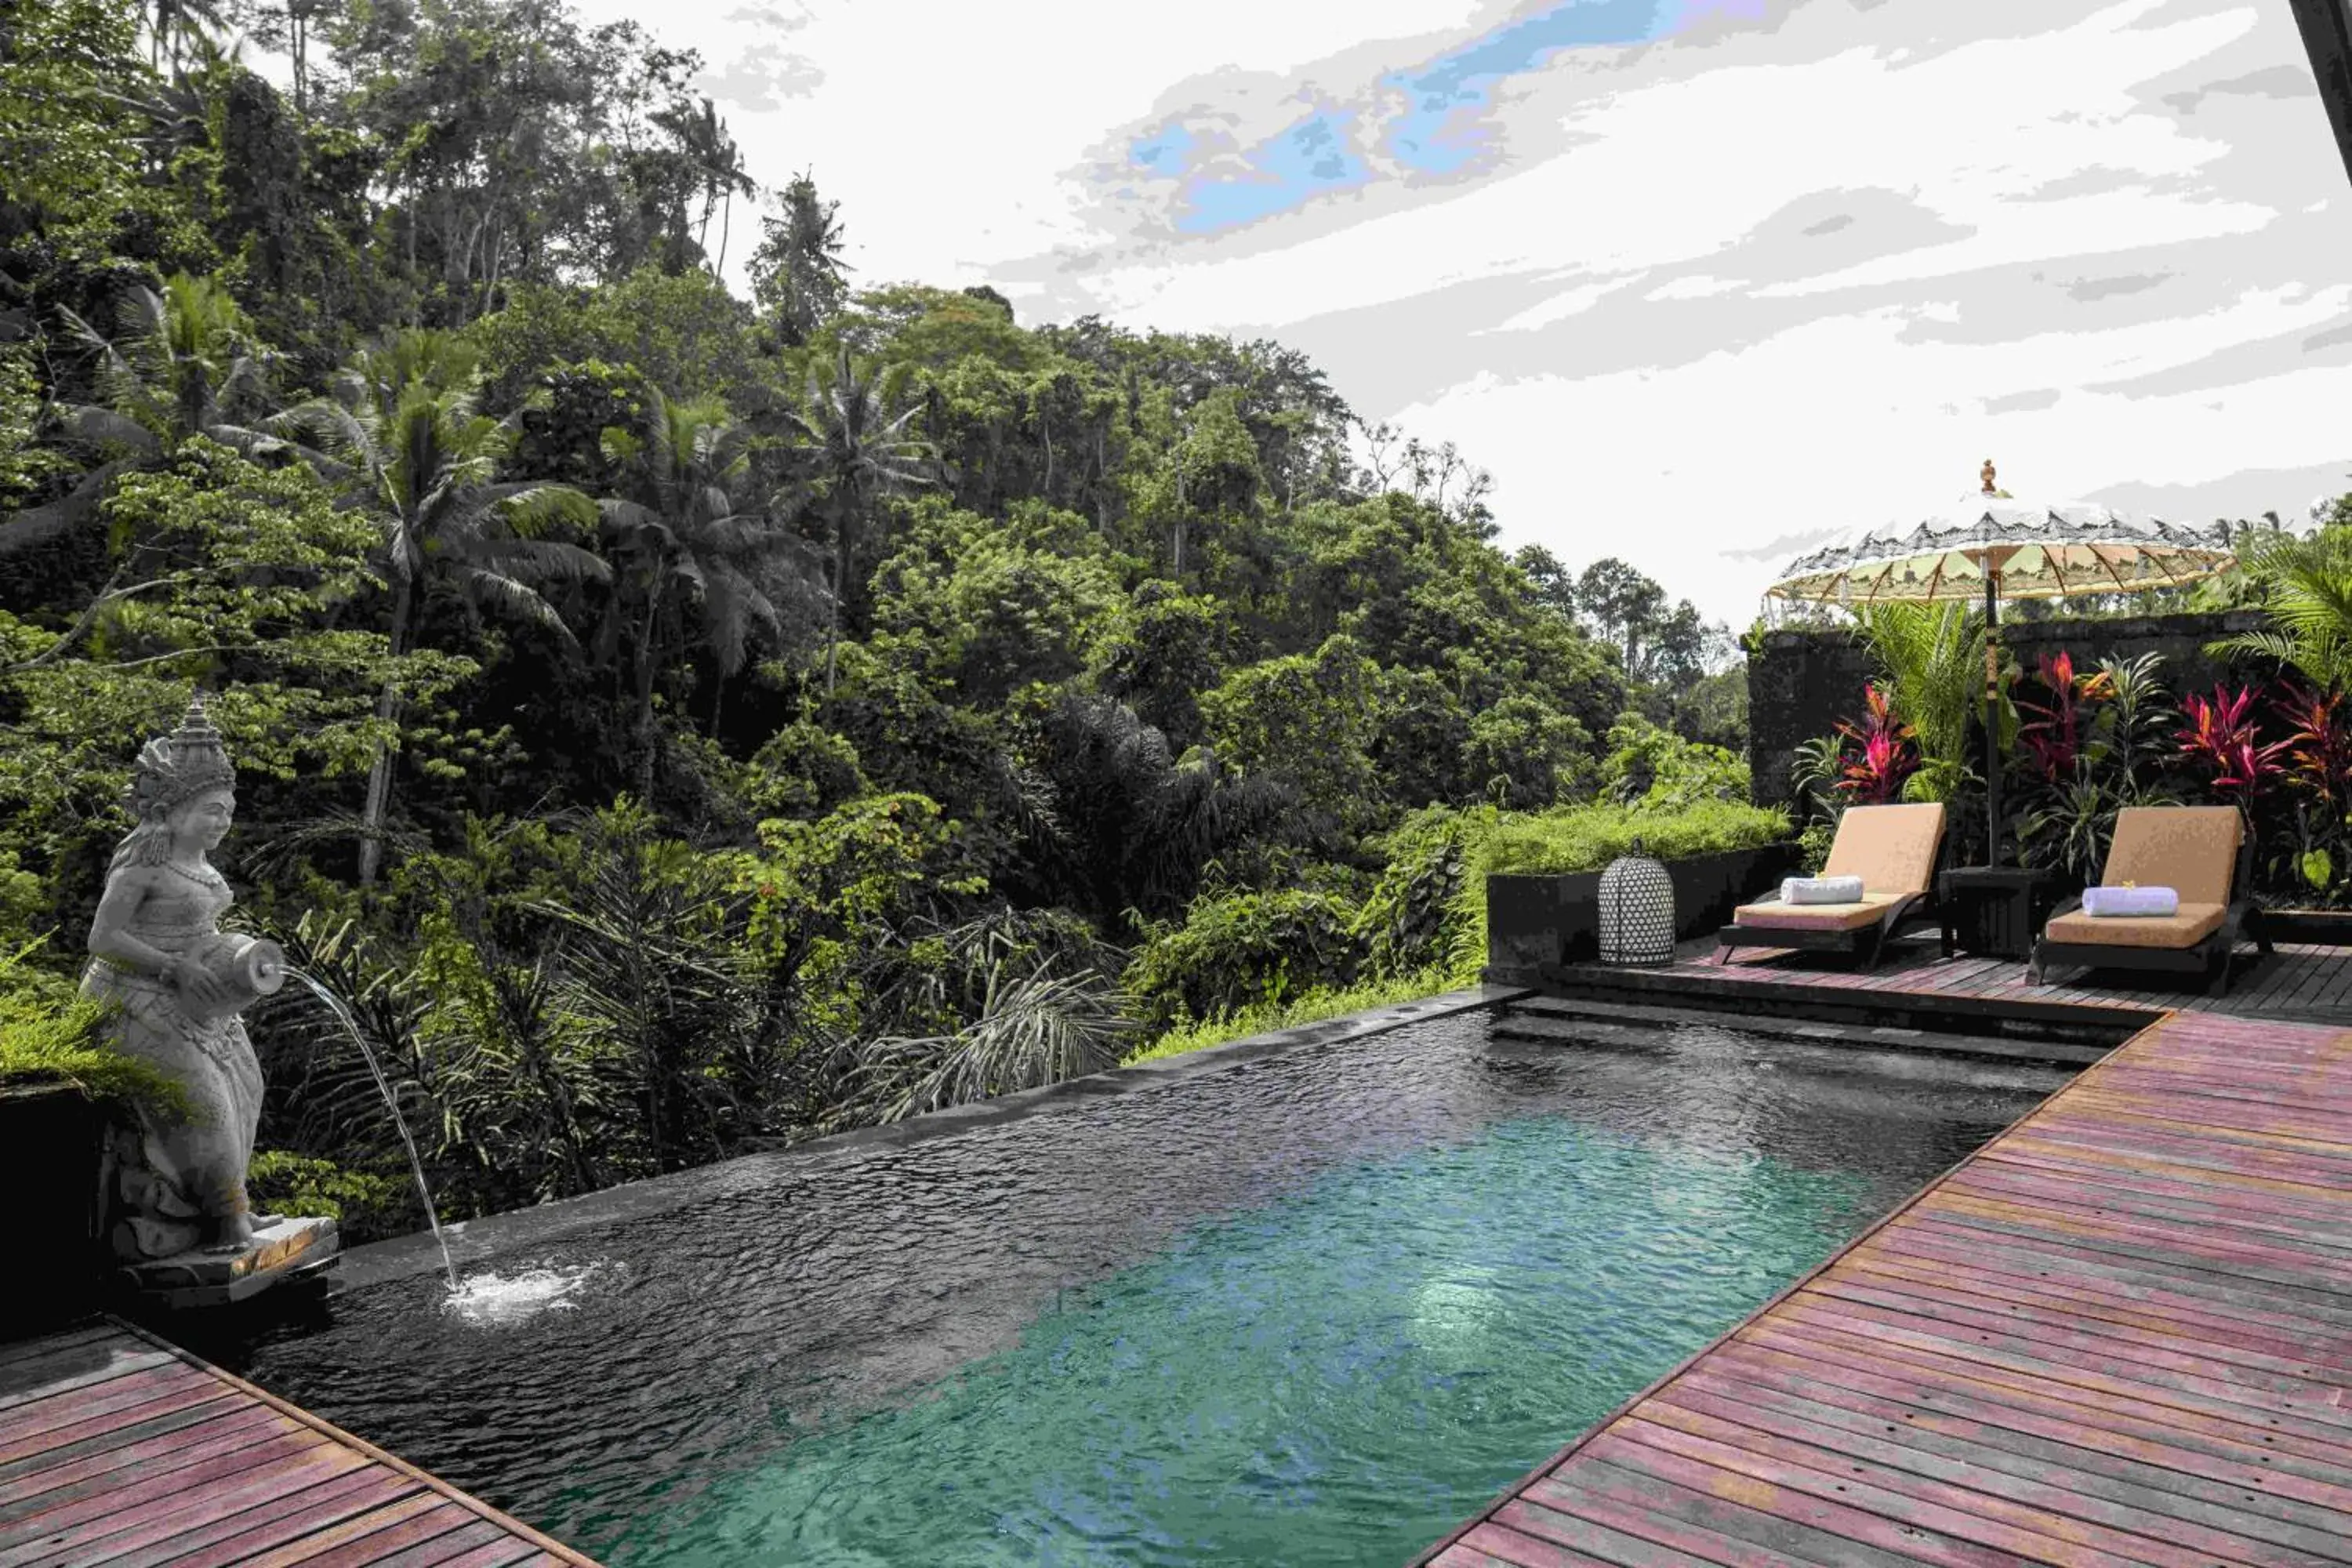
[54,273,274,452]
[272,331,606,884]
[1853,601,1983,803]
[2,274,278,556]
[774,344,934,695]
[146,0,226,74]
[750,172,851,347]
[2209,524,2352,690]
[682,98,757,277]
[597,389,822,790]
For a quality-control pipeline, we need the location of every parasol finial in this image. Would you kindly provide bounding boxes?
[1980,459,1997,495]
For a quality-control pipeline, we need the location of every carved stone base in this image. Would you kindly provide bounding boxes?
[116,1214,341,1309]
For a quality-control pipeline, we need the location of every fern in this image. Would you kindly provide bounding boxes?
[2210,528,2352,689]
[0,940,191,1120]
[1853,602,1983,803]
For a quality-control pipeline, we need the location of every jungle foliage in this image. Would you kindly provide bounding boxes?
[0,0,1746,1239]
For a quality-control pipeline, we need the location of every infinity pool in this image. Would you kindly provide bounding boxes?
[219,1007,2069,1567]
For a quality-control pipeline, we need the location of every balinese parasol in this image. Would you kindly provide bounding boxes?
[1766,461,2238,862]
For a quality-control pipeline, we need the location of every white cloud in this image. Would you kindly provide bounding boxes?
[567,0,2352,622]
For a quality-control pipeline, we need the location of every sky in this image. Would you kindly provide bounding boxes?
[568,0,2352,624]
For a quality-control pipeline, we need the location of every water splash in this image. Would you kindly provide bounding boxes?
[286,969,460,1291]
[444,1262,615,1327]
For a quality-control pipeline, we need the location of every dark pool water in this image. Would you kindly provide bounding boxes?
[212,1009,2070,1567]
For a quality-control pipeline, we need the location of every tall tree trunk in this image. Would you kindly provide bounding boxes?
[822,542,840,697]
[358,573,415,887]
[292,10,307,117]
[633,576,663,801]
[1172,463,1187,576]
[716,190,733,275]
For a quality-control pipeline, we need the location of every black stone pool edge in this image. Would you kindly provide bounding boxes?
[336,978,2135,1292]
[335,982,1535,1291]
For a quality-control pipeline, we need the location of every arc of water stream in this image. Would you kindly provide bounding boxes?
[287,971,460,1290]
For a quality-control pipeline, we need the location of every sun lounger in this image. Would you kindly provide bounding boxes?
[1714,802,1947,971]
[2027,805,2269,996]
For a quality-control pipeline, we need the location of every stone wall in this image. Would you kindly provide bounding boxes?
[1747,608,2270,813]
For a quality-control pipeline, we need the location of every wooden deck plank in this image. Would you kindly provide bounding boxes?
[0,1401,266,1498]
[1653,1372,2352,1564]
[1606,934,2352,1024]
[1452,1519,1622,1567]
[0,1408,297,1525]
[416,1539,547,1568]
[356,1517,521,1568]
[0,1346,173,1410]
[1528,1462,1944,1568]
[0,1432,339,1552]
[0,1320,600,1568]
[91,1472,419,1568]
[1836,1250,2352,1374]
[1411,1011,2352,1568]
[1684,1352,2352,1541]
[2278,945,2347,1014]
[1717,1327,2352,1497]
[236,1495,474,1566]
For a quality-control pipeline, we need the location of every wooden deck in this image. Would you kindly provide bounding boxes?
[1548,935,2352,1032]
[0,1317,597,1567]
[1411,1007,2352,1568]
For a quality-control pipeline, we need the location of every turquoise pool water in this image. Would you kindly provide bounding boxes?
[619,1120,1883,1566]
[226,1008,2067,1567]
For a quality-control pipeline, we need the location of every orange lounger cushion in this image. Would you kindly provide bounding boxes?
[1733,891,1906,932]
[2043,902,2224,951]
[1820,802,1942,898]
[2098,806,2239,906]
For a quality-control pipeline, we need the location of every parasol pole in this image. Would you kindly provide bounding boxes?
[1979,459,2002,866]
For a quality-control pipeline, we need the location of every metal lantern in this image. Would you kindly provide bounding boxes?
[1598,838,1675,965]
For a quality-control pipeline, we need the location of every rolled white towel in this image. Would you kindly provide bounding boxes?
[2083,884,2179,918]
[1779,875,1865,906]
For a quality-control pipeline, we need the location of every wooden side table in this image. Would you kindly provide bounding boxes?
[1940,867,2057,959]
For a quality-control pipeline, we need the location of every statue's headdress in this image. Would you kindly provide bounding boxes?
[127,693,238,822]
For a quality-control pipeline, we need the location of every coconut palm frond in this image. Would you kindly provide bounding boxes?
[2222,528,2352,688]
[445,565,583,647]
[51,404,161,456]
[1854,601,1981,800]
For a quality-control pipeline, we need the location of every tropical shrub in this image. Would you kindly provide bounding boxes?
[1835,684,1922,804]
[1854,602,1980,801]
[809,909,1135,1131]
[1601,712,1748,809]
[245,1152,408,1243]
[2209,523,2352,690]
[2012,652,2177,883]
[0,939,190,1118]
[1124,887,1365,1028]
[2176,685,2286,803]
[1353,806,1485,984]
[1482,800,1791,876]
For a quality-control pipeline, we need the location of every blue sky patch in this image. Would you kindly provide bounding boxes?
[1148,0,1747,232]
[1175,111,1371,233]
[1385,0,1679,173]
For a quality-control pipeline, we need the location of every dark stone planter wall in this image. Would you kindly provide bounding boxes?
[1748,609,2270,814]
[0,1081,108,1339]
[1486,842,1802,985]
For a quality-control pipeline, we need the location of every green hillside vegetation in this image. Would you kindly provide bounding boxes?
[0,0,1754,1238]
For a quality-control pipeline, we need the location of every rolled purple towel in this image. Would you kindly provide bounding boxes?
[2083,884,2178,918]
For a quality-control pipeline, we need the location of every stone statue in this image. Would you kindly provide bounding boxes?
[82,695,332,1301]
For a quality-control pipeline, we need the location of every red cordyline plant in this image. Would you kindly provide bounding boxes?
[2175,684,2288,800]
[2273,682,2352,809]
[1835,683,1920,804]
[2014,650,2113,781]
